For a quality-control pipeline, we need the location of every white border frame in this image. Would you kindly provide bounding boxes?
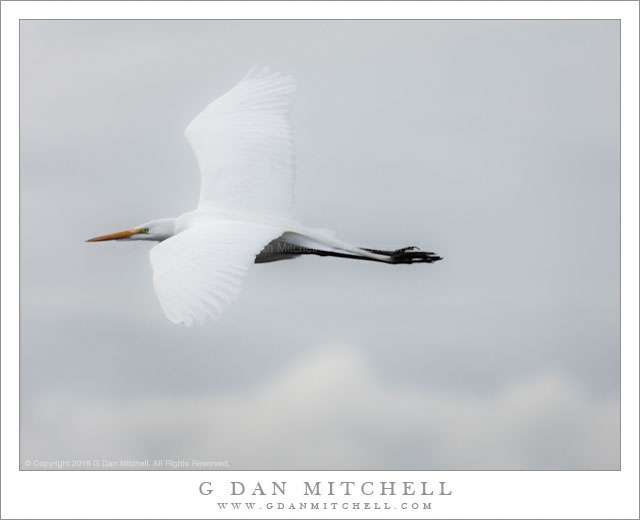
[2,2,638,519]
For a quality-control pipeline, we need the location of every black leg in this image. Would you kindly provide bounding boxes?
[263,244,442,264]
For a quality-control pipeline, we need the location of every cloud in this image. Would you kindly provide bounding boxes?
[22,347,619,470]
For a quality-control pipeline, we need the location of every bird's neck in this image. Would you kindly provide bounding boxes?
[147,218,177,242]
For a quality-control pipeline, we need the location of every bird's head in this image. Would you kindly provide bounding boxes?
[86,218,176,243]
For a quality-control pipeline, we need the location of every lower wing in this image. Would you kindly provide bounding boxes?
[149,220,284,325]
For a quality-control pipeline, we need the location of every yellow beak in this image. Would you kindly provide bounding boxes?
[86,228,142,242]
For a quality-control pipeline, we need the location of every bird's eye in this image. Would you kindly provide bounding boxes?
[139,227,150,233]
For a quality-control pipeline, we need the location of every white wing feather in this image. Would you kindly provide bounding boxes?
[150,221,284,326]
[184,67,296,216]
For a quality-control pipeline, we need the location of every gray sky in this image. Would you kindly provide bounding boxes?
[20,20,620,469]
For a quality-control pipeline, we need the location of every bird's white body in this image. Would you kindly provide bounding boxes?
[88,67,441,325]
[173,208,387,260]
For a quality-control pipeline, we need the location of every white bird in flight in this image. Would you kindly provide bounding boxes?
[88,67,442,325]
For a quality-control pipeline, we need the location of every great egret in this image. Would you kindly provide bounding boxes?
[88,67,442,325]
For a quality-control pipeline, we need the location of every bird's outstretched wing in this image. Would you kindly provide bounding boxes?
[185,67,296,216]
[149,221,284,325]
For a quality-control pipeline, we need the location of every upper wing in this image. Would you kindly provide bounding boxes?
[149,220,284,325]
[185,67,296,216]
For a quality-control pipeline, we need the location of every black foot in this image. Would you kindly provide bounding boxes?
[362,245,418,255]
[389,249,442,264]
[362,246,442,264]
